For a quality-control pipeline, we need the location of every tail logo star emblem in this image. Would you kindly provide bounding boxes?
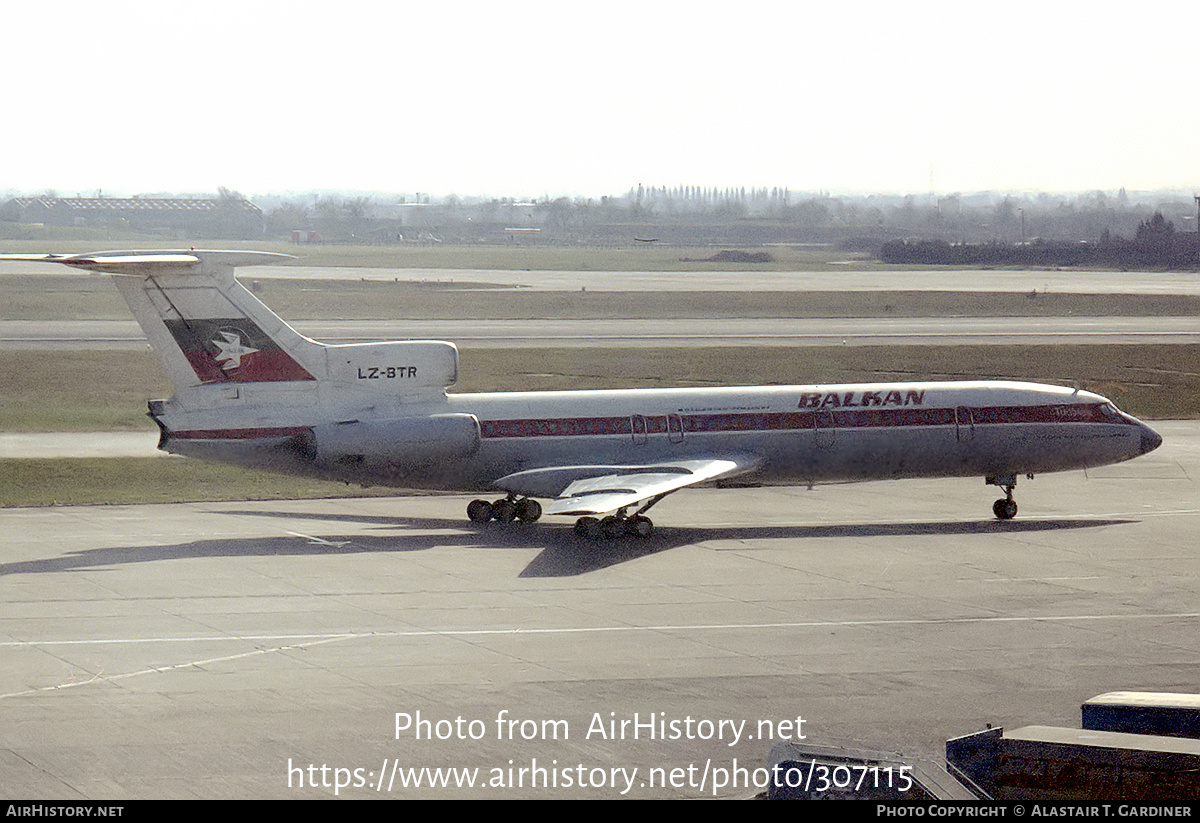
[211,329,258,370]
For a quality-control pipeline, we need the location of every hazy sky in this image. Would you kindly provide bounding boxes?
[6,0,1197,199]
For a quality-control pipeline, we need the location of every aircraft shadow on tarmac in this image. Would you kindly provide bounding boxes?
[1,511,1136,579]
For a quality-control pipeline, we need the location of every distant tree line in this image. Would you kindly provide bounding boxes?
[250,187,1199,254]
[880,212,1199,268]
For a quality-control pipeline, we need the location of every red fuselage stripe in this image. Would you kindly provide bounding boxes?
[169,426,311,440]
[166,403,1120,442]
[478,403,1115,439]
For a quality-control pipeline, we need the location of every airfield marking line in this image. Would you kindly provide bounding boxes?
[0,633,360,647]
[976,576,1103,583]
[6,610,1200,651]
[6,612,1199,699]
[703,508,1200,532]
[0,634,353,699]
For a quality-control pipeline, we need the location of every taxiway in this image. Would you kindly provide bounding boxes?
[1,422,1195,798]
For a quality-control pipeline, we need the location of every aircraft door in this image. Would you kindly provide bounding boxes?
[667,413,685,444]
[814,409,836,449]
[631,414,648,446]
[955,407,975,442]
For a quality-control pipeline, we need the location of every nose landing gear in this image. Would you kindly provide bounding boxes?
[986,473,1027,520]
[992,495,1018,520]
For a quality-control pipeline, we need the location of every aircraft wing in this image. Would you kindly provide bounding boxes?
[494,456,758,516]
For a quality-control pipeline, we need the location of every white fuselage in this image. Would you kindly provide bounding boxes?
[158,379,1160,495]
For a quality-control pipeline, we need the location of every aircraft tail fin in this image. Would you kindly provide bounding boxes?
[59,250,323,391]
[6,250,459,408]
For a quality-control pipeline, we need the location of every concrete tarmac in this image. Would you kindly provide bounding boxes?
[1,421,1195,798]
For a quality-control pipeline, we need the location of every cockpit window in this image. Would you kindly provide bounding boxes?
[1100,403,1123,420]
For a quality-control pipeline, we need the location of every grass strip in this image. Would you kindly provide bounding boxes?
[0,457,400,508]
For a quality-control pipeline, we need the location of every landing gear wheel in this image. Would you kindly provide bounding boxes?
[515,498,542,522]
[625,515,654,538]
[574,517,602,540]
[993,498,1018,520]
[491,498,517,523]
[986,474,1019,521]
[467,499,493,523]
[601,516,627,539]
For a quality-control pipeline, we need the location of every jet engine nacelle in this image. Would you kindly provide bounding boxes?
[307,413,480,466]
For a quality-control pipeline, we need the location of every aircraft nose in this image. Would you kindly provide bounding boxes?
[1139,423,1163,455]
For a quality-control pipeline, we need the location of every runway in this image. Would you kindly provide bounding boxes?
[5,260,1200,295]
[1,421,1195,798]
[3,315,1197,349]
[243,265,1200,295]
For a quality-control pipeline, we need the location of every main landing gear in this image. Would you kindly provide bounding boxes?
[466,495,656,539]
[986,473,1026,520]
[464,494,658,540]
[573,494,666,541]
[573,513,654,540]
[467,495,542,524]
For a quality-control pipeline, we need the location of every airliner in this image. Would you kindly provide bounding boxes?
[5,249,1163,539]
